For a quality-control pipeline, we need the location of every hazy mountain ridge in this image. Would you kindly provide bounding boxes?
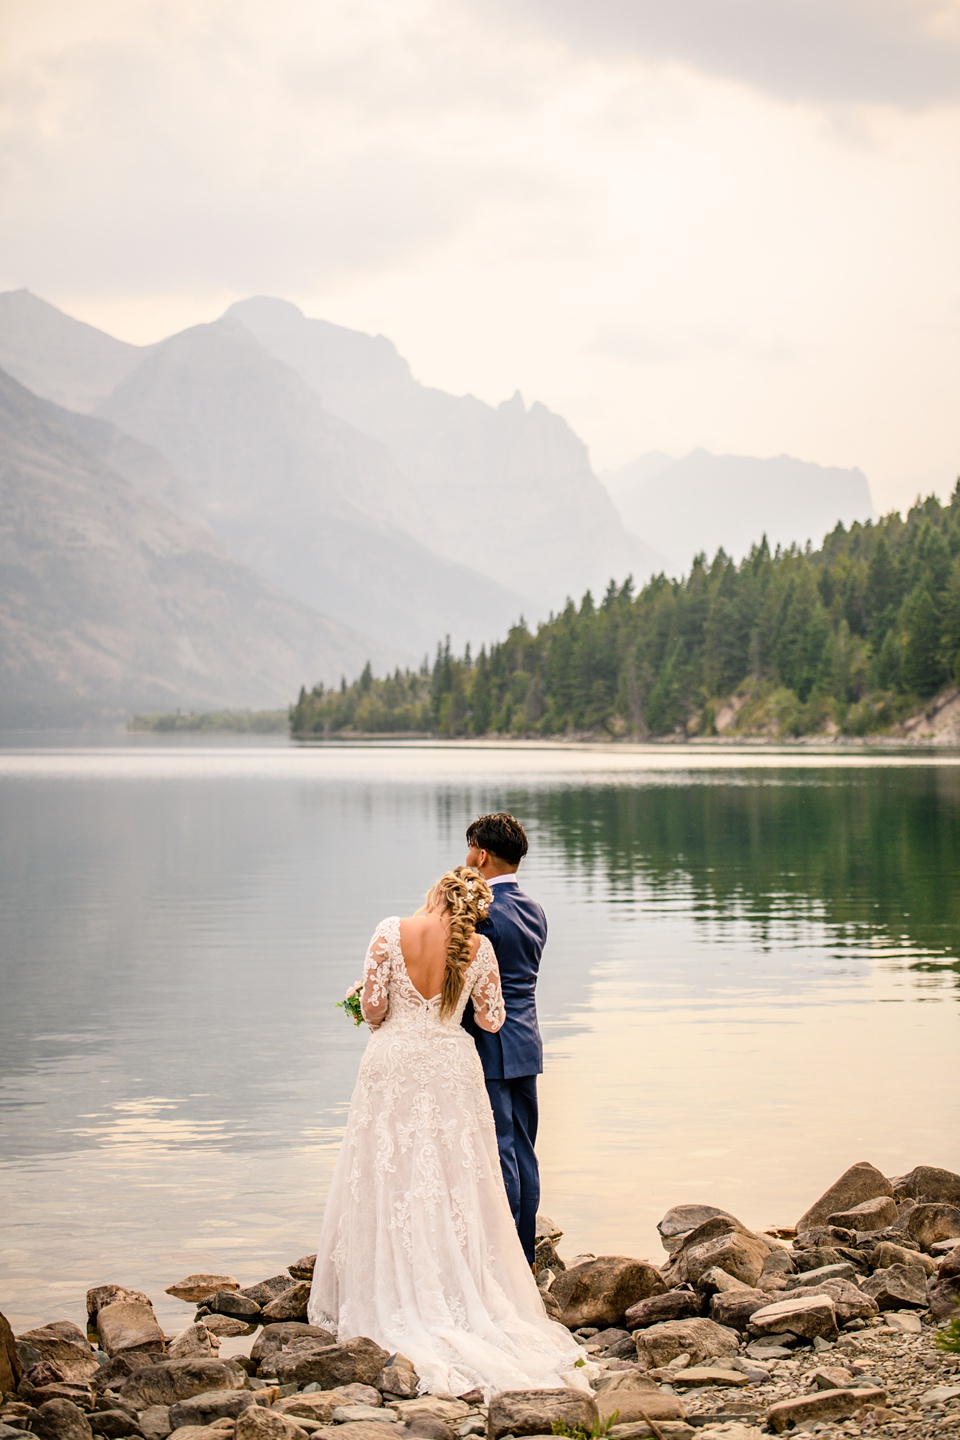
[603,449,876,576]
[0,365,381,721]
[0,289,141,413]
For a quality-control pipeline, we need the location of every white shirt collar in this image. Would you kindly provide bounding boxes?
[487,872,519,886]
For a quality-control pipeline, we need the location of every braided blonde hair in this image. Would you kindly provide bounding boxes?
[425,865,493,1019]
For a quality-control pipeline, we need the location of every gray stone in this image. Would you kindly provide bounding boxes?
[235,1411,310,1440]
[884,1310,922,1333]
[920,1384,960,1405]
[792,1279,878,1325]
[331,1410,396,1426]
[273,1396,352,1425]
[899,1201,960,1251]
[97,1303,165,1360]
[251,1326,334,1373]
[486,1389,598,1440]
[892,1166,960,1207]
[86,1290,153,1324]
[785,1263,855,1289]
[759,1250,794,1278]
[872,1241,936,1275]
[635,1318,739,1370]
[796,1163,893,1234]
[747,1294,838,1341]
[238,1279,296,1309]
[138,1409,171,1440]
[764,1387,885,1434]
[15,1332,100,1385]
[535,1215,563,1242]
[120,1360,247,1411]
[205,1294,260,1322]
[273,1340,390,1391]
[32,1401,94,1440]
[669,1367,747,1388]
[696,1269,751,1297]
[375,1365,418,1399]
[260,1287,311,1324]
[594,1383,685,1427]
[708,1290,768,1333]
[859,1263,928,1310]
[550,1258,666,1329]
[167,1328,218,1363]
[533,1239,565,1276]
[316,1426,403,1440]
[391,1403,467,1424]
[926,1277,960,1320]
[197,1318,251,1340]
[168,1392,259,1430]
[808,1365,854,1390]
[89,1411,142,1439]
[286,1258,316,1283]
[625,1292,701,1330]
[826,1196,898,1232]
[399,1417,454,1440]
[1,1310,22,1393]
[164,1279,240,1307]
[663,1219,768,1291]
[656,1207,737,1255]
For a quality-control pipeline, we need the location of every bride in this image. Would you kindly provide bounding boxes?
[307,866,587,1398]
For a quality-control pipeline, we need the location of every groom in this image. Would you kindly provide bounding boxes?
[462,812,546,1267]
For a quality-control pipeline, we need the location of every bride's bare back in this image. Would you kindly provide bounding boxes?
[399,913,480,1001]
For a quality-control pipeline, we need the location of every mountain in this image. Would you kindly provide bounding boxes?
[95,316,527,659]
[0,289,141,413]
[225,297,663,603]
[602,449,877,576]
[0,365,381,723]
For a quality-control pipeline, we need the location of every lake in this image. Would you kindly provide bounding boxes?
[1,738,959,1334]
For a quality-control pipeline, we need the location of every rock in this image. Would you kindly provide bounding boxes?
[920,1383,960,1405]
[873,1241,937,1275]
[332,1410,397,1427]
[260,1287,311,1324]
[273,1340,390,1391]
[825,1195,898,1232]
[793,1280,878,1325]
[32,1400,94,1440]
[486,1389,598,1440]
[535,1215,563,1242]
[549,1258,666,1329]
[86,1290,153,1324]
[138,1409,171,1440]
[625,1292,701,1330]
[796,1163,894,1234]
[317,1427,403,1440]
[169,1393,260,1430]
[899,1201,960,1251]
[165,1280,240,1307]
[235,1279,292,1309]
[670,1367,748,1388]
[97,1304,165,1359]
[759,1251,793,1278]
[926,1277,960,1320]
[884,1309,923,1333]
[764,1386,885,1433]
[235,1410,310,1440]
[937,1242,960,1275]
[696,1269,751,1297]
[635,1318,739,1370]
[249,1326,334,1373]
[533,1239,565,1276]
[785,1263,855,1289]
[375,1366,418,1400]
[205,1294,260,1322]
[1,1312,22,1393]
[89,1411,142,1438]
[398,1417,453,1440]
[594,1385,685,1426]
[792,1246,846,1272]
[809,1365,854,1389]
[892,1165,960,1206]
[392,1403,466,1424]
[15,1332,100,1385]
[167,1329,218,1362]
[273,1396,352,1425]
[198,1319,249,1340]
[120,1360,247,1411]
[860,1263,929,1310]
[286,1258,316,1283]
[656,1207,736,1255]
[663,1220,767,1291]
[166,1427,234,1440]
[747,1294,838,1341]
[92,1357,148,1394]
[708,1290,768,1333]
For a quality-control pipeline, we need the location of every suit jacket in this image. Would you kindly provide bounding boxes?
[462,877,547,1080]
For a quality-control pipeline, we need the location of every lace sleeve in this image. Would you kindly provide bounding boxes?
[469,935,505,1033]
[360,920,392,1028]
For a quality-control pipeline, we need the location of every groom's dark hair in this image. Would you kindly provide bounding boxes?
[466,813,529,866]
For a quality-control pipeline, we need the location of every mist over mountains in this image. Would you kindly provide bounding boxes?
[0,288,878,721]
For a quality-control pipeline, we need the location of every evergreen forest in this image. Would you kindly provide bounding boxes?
[290,485,960,740]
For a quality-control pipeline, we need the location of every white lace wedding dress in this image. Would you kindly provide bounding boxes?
[307,916,587,1398]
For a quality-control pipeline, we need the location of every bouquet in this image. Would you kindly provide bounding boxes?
[336,981,364,1026]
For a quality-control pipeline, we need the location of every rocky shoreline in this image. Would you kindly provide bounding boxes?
[4,1162,960,1440]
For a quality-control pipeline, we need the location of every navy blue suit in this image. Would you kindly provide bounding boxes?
[462,876,547,1264]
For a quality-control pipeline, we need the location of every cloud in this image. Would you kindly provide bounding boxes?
[488,0,960,109]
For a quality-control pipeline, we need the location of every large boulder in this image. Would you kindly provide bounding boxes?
[204,1293,260,1322]
[164,1278,240,1306]
[765,1388,886,1434]
[860,1264,929,1310]
[1,1311,22,1393]
[663,1218,767,1289]
[167,1327,218,1362]
[273,1394,353,1424]
[826,1196,898,1232]
[15,1330,99,1385]
[286,1257,316,1282]
[928,1277,960,1320]
[97,1302,165,1359]
[235,1413,309,1440]
[237,1278,294,1308]
[32,1400,94,1440]
[788,1280,878,1325]
[168,1391,259,1430]
[708,1289,769,1332]
[549,1258,666,1329]
[899,1202,960,1252]
[871,1241,936,1276]
[593,1378,685,1426]
[624,1291,702,1330]
[892,1166,960,1207]
[260,1286,311,1324]
[486,1389,598,1440]
[634,1317,739,1369]
[656,1206,736,1255]
[119,1359,247,1410]
[90,1409,142,1439]
[250,1324,334,1374]
[747,1294,838,1341]
[273,1339,390,1390]
[796,1163,893,1233]
[86,1289,152,1323]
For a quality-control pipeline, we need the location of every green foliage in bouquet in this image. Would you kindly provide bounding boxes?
[336,984,364,1026]
[935,1308,960,1354]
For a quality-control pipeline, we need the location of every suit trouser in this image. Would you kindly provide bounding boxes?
[485,1074,539,1265]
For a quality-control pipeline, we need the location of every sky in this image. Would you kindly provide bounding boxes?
[1,0,959,512]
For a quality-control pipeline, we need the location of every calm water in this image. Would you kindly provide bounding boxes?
[1,739,959,1334]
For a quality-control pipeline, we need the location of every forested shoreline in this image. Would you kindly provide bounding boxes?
[290,486,960,740]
